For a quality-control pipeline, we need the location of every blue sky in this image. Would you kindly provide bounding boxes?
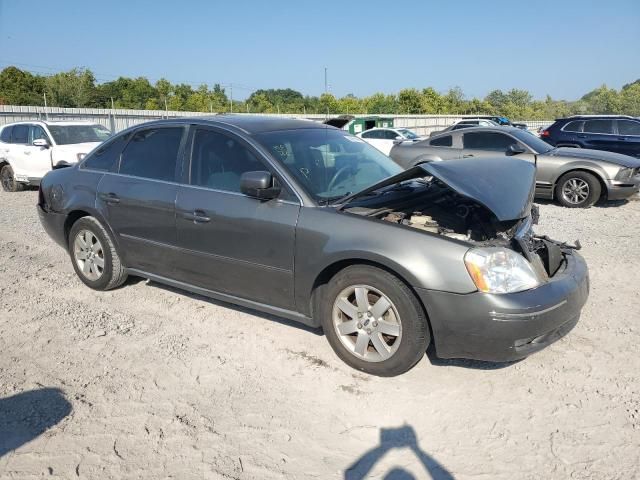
[0,0,638,100]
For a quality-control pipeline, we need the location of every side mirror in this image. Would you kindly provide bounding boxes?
[240,171,281,200]
[33,138,50,148]
[506,143,527,156]
[393,136,404,145]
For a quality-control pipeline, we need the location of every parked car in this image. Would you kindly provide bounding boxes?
[390,126,640,208]
[38,116,589,376]
[540,115,640,158]
[429,119,500,137]
[474,116,528,130]
[357,127,422,155]
[0,121,111,192]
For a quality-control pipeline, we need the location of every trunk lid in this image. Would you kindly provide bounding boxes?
[339,157,536,222]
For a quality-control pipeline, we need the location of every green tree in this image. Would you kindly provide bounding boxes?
[397,88,422,114]
[45,68,97,108]
[0,67,45,105]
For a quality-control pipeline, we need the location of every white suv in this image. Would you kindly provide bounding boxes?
[356,128,422,155]
[0,121,111,192]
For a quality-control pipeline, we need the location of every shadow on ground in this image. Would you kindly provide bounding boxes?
[0,388,72,457]
[345,425,454,479]
[425,344,521,370]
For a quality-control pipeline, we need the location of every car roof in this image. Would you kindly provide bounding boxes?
[432,125,522,137]
[1,120,102,127]
[558,115,636,121]
[138,115,336,135]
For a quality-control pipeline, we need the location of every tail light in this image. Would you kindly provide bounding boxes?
[540,129,550,137]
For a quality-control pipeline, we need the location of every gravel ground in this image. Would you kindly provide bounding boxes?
[0,189,639,479]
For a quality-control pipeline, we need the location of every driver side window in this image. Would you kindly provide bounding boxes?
[463,132,518,151]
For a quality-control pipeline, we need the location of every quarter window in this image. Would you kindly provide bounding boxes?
[562,121,584,133]
[119,127,183,181]
[190,129,267,193]
[83,134,129,172]
[583,119,613,134]
[617,120,640,136]
[463,132,518,150]
[11,125,29,144]
[430,135,452,147]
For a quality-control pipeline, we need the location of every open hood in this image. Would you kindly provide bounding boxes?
[323,115,354,129]
[340,157,536,222]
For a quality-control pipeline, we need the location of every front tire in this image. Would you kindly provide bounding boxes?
[320,265,430,376]
[1,164,25,192]
[68,216,127,290]
[555,171,601,208]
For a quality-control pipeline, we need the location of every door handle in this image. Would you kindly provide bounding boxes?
[99,192,121,204]
[181,209,211,223]
[462,154,474,158]
[577,134,586,138]
[23,151,31,155]
[617,137,627,141]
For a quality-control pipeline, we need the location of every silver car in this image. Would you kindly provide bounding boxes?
[391,126,640,208]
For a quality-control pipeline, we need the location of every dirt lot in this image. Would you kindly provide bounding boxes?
[0,189,638,480]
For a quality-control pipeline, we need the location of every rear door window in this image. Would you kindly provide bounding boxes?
[119,127,184,182]
[617,120,640,136]
[463,132,517,150]
[11,125,29,144]
[0,126,11,143]
[583,119,614,134]
[430,135,452,147]
[562,120,584,133]
[383,130,399,140]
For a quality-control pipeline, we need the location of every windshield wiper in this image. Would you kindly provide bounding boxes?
[323,192,353,206]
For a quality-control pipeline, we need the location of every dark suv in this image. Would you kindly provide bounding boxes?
[541,115,640,158]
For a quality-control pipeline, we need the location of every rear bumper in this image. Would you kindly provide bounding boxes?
[37,204,67,249]
[416,250,589,362]
[606,178,640,200]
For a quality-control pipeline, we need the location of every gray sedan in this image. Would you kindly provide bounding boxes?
[391,126,640,208]
[38,116,588,376]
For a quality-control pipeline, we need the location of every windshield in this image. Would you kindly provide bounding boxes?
[48,124,112,145]
[511,129,554,153]
[254,128,403,203]
[398,129,419,139]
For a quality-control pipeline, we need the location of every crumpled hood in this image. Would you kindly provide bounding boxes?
[549,147,640,168]
[341,157,536,222]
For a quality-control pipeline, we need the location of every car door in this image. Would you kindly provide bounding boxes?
[173,126,300,310]
[25,125,54,179]
[5,124,30,181]
[615,119,640,158]
[361,130,385,153]
[96,125,186,276]
[0,126,12,160]
[581,119,616,152]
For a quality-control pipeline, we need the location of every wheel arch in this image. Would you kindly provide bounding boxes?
[309,258,434,338]
[552,167,607,199]
[64,209,123,256]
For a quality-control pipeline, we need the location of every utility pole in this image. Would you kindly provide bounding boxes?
[43,92,49,120]
[229,84,233,113]
[324,67,328,94]
[164,98,168,118]
[110,97,116,133]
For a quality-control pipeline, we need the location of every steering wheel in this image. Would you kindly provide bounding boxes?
[327,166,353,192]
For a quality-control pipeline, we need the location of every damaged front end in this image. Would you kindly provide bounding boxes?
[340,157,579,286]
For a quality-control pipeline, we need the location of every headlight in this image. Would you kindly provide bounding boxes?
[464,247,540,294]
[77,153,86,161]
[615,167,634,180]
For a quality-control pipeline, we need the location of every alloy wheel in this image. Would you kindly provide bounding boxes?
[332,284,402,362]
[73,230,105,281]
[561,178,590,205]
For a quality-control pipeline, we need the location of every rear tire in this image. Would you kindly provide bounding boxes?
[555,171,601,208]
[68,216,127,290]
[1,164,25,192]
[320,265,430,376]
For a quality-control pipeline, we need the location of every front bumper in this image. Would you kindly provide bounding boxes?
[416,250,589,362]
[606,177,640,200]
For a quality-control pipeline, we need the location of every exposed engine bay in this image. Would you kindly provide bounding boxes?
[343,179,578,277]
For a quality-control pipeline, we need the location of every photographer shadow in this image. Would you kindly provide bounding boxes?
[345,425,454,479]
[0,388,72,458]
